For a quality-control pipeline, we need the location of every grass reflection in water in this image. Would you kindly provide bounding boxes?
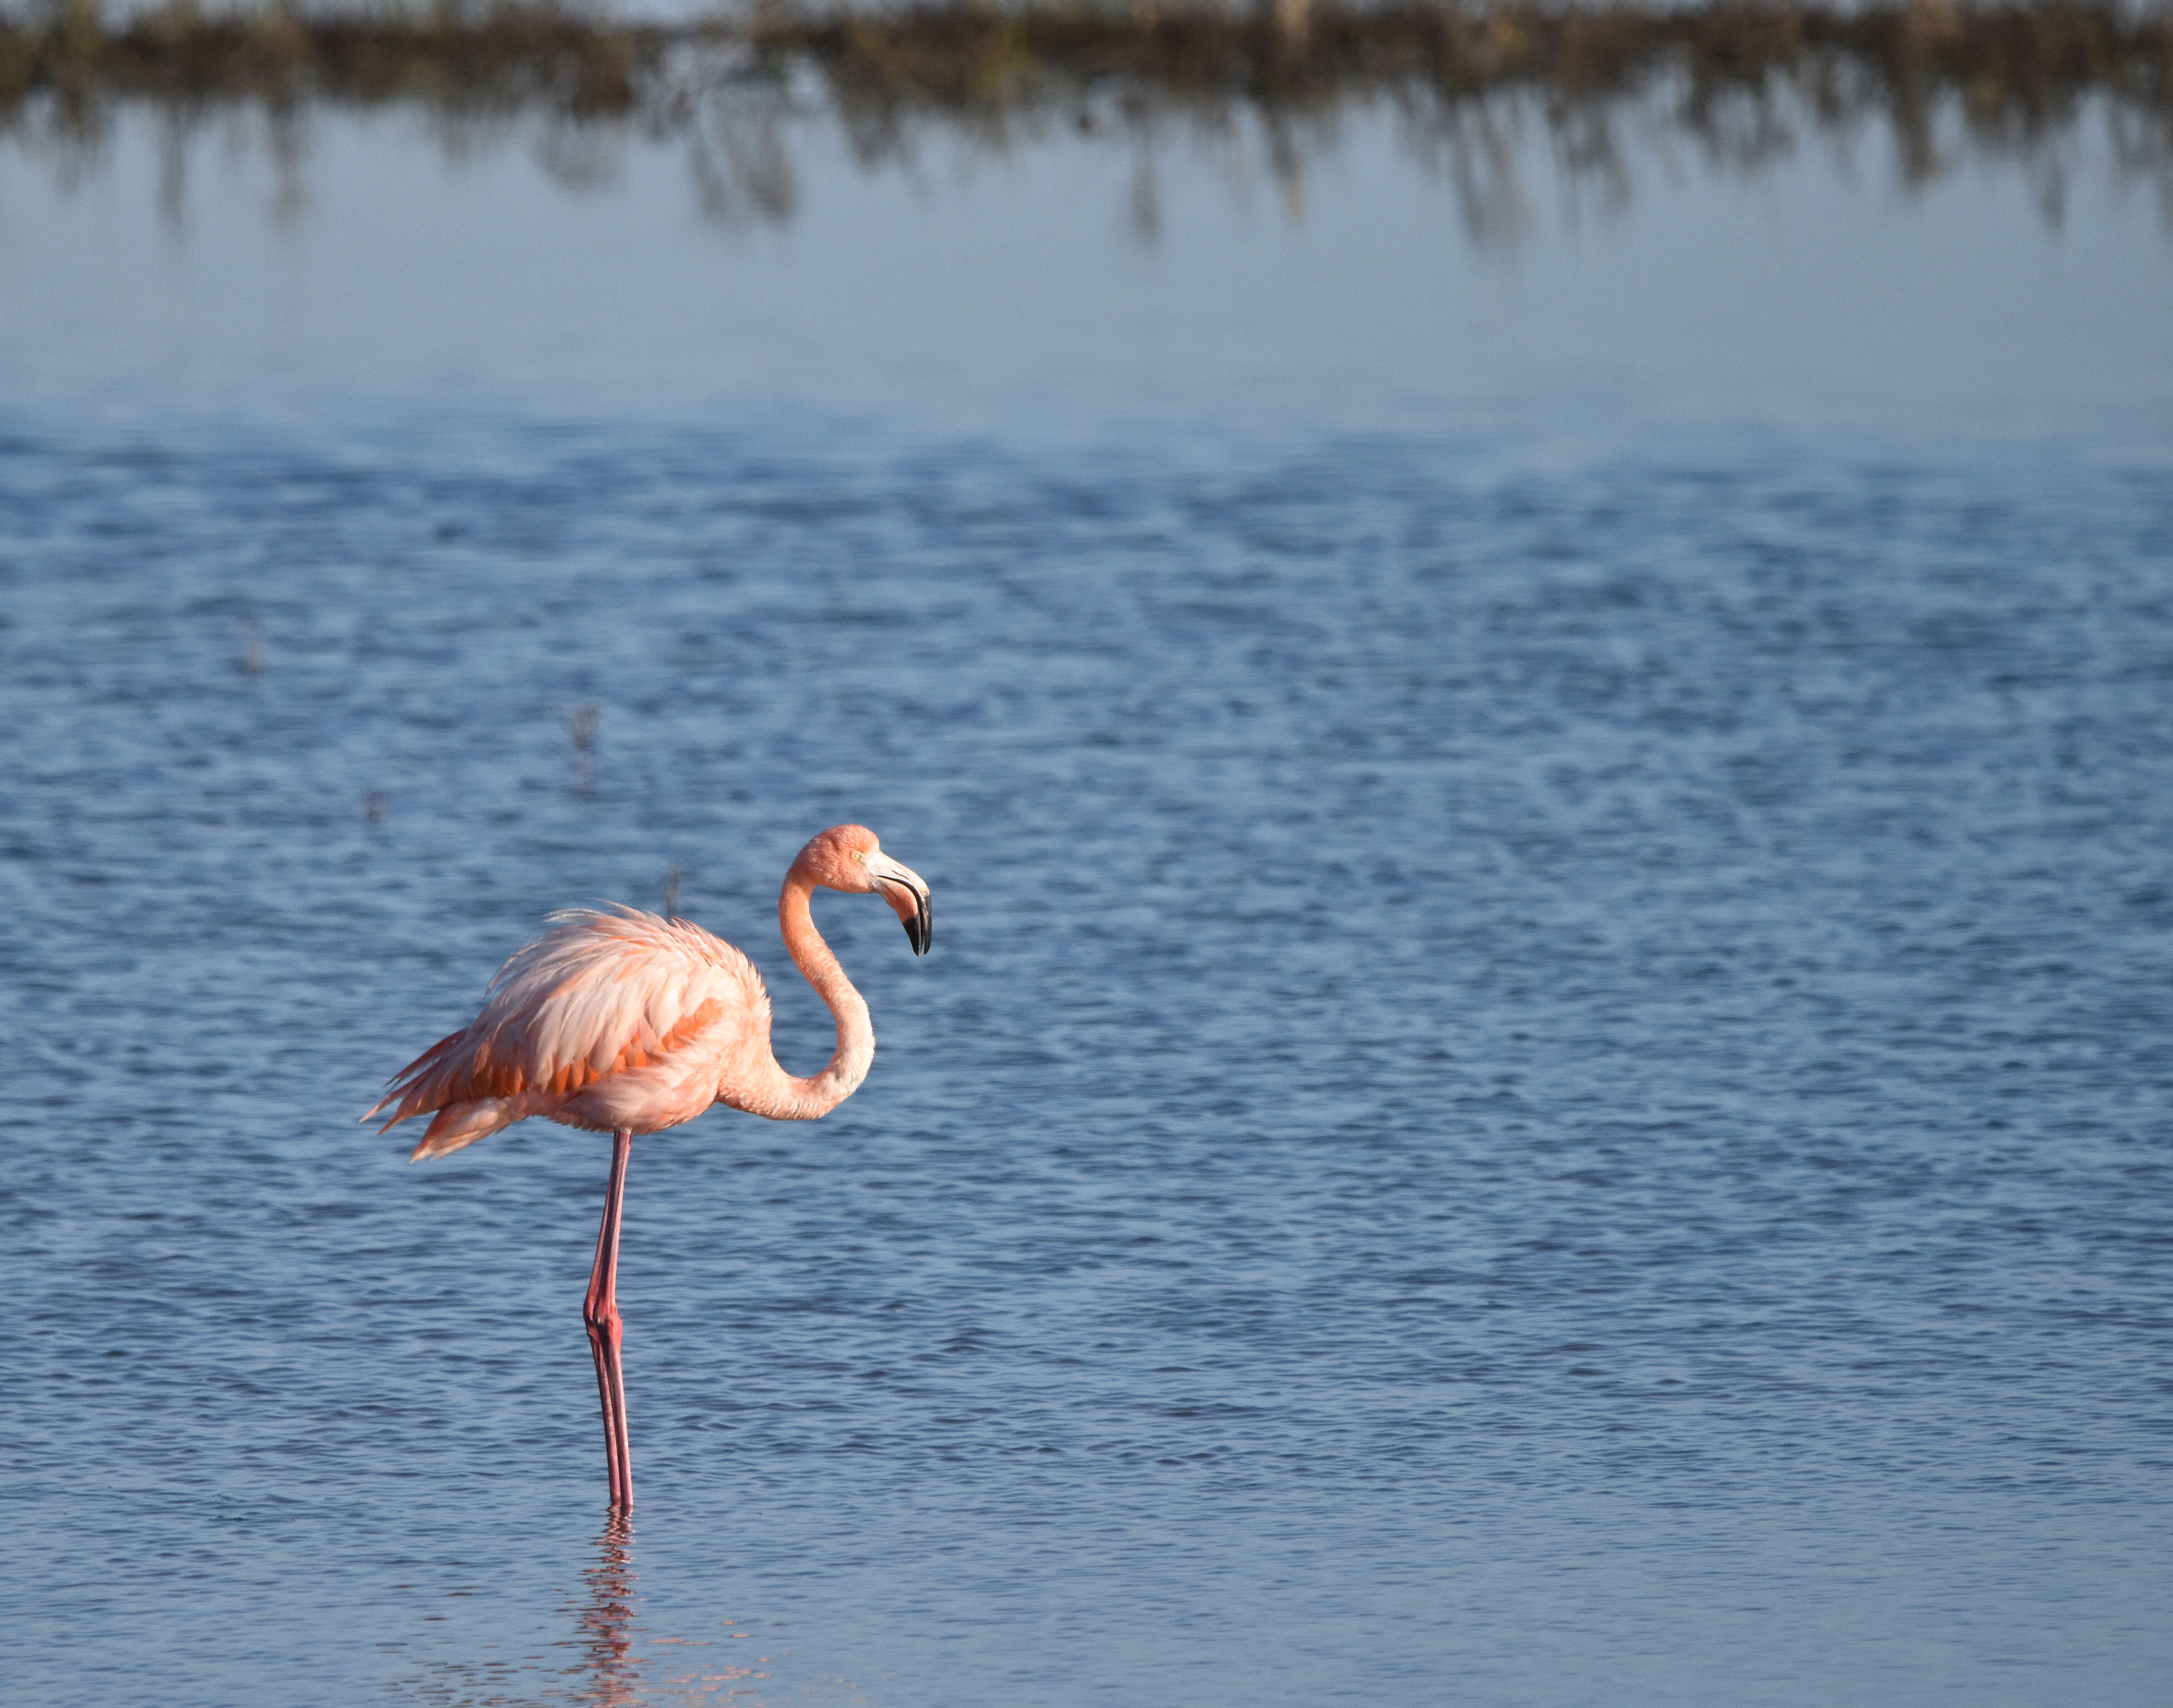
[4,0,2173,236]
[2,1,2168,237]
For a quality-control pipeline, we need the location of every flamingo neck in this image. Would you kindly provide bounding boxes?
[750,872,873,1120]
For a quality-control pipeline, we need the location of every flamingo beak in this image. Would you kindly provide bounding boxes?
[868,854,933,956]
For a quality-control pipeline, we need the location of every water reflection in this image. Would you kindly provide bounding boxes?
[393,1519,789,1706]
[559,1522,789,1705]
[3,1,2167,242]
[388,1519,649,1706]
[575,1516,645,1707]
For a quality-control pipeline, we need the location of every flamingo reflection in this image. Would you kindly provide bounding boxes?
[398,1518,811,1704]
[575,1515,644,1706]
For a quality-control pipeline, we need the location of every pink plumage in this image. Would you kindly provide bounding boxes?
[368,906,770,1156]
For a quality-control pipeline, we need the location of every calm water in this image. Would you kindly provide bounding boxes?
[4,400,2169,1706]
[4,43,2173,1703]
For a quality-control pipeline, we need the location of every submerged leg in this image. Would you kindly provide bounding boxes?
[583,1128,635,1510]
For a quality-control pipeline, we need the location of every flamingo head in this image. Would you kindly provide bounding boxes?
[794,824,933,955]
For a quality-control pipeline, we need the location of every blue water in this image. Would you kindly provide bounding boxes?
[4,403,2170,1706]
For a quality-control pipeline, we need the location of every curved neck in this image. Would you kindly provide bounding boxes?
[749,873,874,1120]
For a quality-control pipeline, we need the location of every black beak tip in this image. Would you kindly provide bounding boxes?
[888,879,932,956]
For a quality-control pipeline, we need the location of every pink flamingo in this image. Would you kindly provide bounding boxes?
[365,824,933,1510]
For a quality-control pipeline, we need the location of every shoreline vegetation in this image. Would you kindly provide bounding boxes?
[3,0,2168,233]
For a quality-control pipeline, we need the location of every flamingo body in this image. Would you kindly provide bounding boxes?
[373,908,779,1156]
[365,824,933,1509]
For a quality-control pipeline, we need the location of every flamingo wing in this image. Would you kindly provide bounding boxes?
[367,906,766,1157]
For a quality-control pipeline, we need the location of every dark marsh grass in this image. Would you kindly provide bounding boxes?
[2,0,2168,231]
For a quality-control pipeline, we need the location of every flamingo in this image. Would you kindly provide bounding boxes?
[364,824,933,1511]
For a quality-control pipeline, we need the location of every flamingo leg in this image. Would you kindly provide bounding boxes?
[583,1129,635,1510]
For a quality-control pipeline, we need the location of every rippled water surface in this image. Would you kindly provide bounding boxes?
[4,401,2171,1706]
